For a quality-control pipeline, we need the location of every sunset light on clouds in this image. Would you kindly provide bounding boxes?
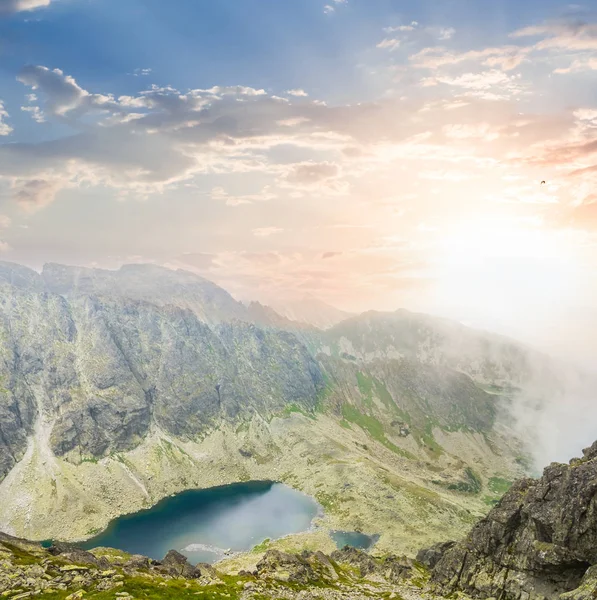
[0,0,596,354]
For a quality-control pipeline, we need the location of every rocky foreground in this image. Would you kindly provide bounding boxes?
[427,440,597,600]
[0,531,429,600]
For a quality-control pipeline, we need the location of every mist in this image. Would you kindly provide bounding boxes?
[439,304,597,472]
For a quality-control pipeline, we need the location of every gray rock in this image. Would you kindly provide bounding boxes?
[416,540,456,569]
[430,441,597,600]
[160,550,200,578]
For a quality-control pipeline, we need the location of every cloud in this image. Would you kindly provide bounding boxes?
[410,45,530,71]
[378,22,456,52]
[285,161,340,185]
[0,0,51,15]
[211,186,276,206]
[422,70,524,99]
[286,89,308,97]
[21,105,45,122]
[17,65,118,118]
[252,227,284,237]
[377,38,401,51]
[0,50,592,217]
[323,0,346,15]
[554,57,597,74]
[13,178,67,210]
[0,102,12,136]
[443,123,501,141]
[511,21,597,51]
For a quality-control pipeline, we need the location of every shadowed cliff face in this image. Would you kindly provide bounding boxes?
[429,441,597,600]
[0,273,325,473]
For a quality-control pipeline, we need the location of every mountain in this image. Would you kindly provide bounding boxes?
[41,263,250,325]
[319,309,558,387]
[428,440,597,600]
[271,295,352,329]
[0,261,558,555]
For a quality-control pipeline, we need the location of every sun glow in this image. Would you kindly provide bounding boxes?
[429,214,585,321]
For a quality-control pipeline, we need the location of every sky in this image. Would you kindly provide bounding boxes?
[1,0,597,357]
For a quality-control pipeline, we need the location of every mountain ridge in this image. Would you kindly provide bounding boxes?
[0,260,557,554]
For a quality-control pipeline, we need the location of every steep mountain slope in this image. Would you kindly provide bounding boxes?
[0,261,553,552]
[0,278,323,473]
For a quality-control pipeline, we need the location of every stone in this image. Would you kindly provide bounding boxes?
[416,541,457,569]
[161,550,200,579]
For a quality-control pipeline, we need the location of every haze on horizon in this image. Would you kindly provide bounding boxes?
[0,0,596,362]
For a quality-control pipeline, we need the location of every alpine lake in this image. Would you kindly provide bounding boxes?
[77,481,378,564]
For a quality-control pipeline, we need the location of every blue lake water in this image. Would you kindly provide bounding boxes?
[81,481,321,564]
[331,531,379,550]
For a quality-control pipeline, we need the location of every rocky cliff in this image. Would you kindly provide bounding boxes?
[429,441,597,600]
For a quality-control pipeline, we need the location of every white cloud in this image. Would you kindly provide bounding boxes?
[422,70,524,100]
[323,0,346,15]
[21,105,45,122]
[377,38,401,50]
[252,227,284,237]
[443,123,501,141]
[0,0,51,15]
[286,89,308,97]
[211,186,276,207]
[16,65,118,117]
[0,102,12,136]
[411,45,529,71]
[384,22,418,33]
[554,57,597,74]
[438,27,456,41]
[13,178,67,211]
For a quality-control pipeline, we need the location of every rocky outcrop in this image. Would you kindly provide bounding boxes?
[430,441,597,600]
[330,547,414,583]
[0,533,421,599]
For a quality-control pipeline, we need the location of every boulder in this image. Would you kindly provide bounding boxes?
[160,550,200,578]
[48,542,110,569]
[416,541,456,569]
[256,550,317,584]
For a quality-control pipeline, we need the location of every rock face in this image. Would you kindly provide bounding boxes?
[0,267,325,472]
[430,441,597,600]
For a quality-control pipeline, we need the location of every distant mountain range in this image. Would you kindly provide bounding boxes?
[270,295,353,329]
[0,261,564,555]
